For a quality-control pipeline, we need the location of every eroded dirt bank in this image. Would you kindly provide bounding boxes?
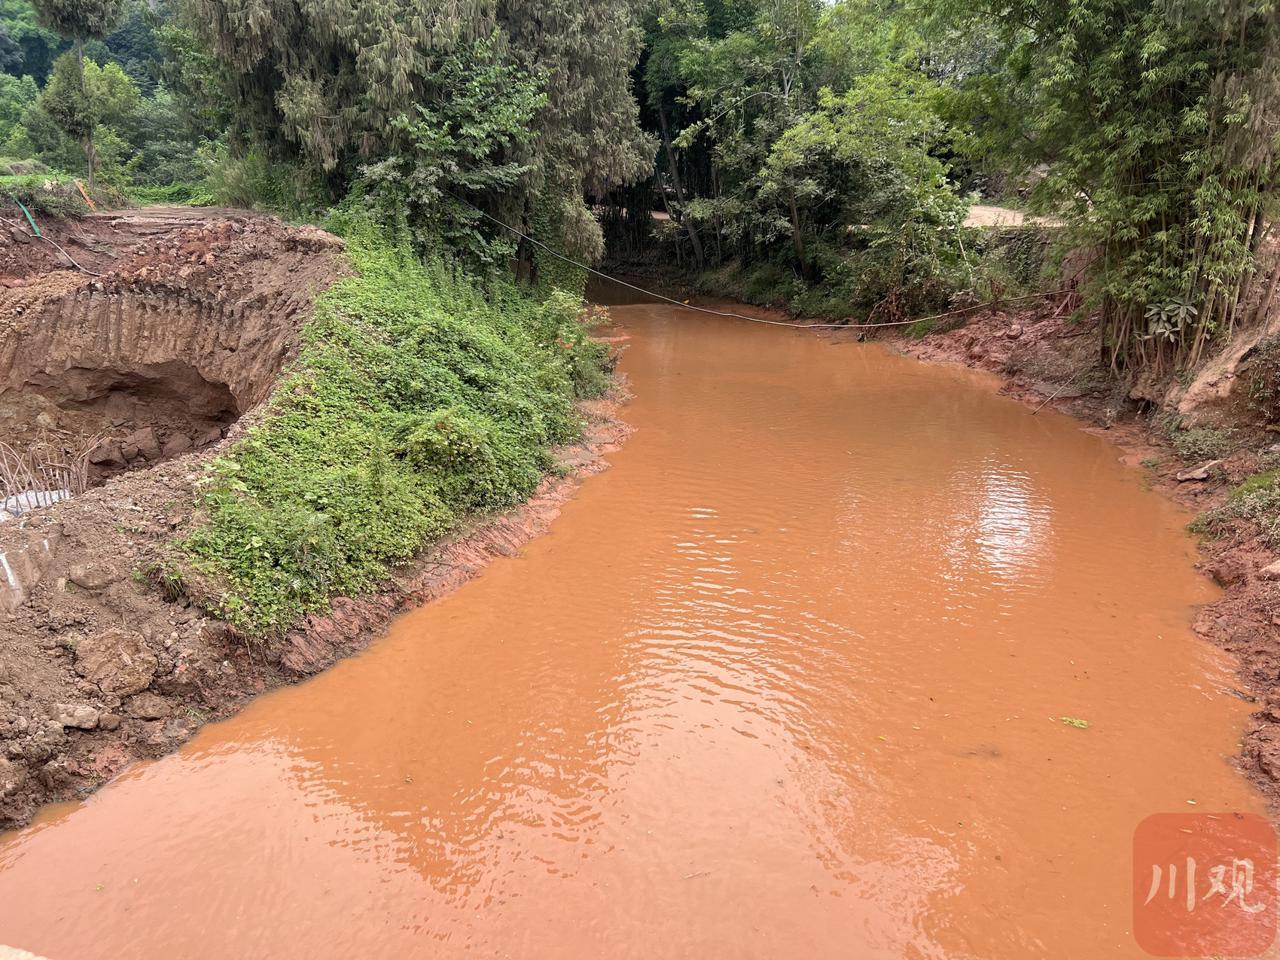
[0,211,629,829]
[887,298,1280,810]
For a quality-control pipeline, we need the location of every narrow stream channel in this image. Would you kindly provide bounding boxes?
[0,300,1267,958]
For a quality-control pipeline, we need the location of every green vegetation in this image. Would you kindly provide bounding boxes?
[0,0,1268,380]
[1193,472,1280,547]
[633,0,977,322]
[182,208,611,635]
[940,0,1279,373]
[1230,469,1280,500]
[0,0,1272,621]
[1168,425,1236,463]
[0,1,223,197]
[0,168,100,215]
[603,0,1280,368]
[186,0,650,267]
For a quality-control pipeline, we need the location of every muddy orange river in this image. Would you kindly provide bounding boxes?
[0,301,1268,958]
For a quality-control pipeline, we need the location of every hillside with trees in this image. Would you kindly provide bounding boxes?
[0,0,1272,386]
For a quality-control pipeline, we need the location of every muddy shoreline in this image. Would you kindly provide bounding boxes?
[0,210,637,831]
[0,390,630,829]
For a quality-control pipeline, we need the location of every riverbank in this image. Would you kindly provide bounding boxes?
[0,390,629,828]
[887,300,1280,809]
[0,210,628,830]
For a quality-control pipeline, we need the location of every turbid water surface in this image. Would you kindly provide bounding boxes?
[0,300,1265,958]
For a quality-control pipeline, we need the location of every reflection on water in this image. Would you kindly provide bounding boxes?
[0,302,1265,960]
[974,468,1051,579]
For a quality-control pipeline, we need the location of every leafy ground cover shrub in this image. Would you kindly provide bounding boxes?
[128,181,214,206]
[1168,425,1236,463]
[1192,471,1280,547]
[0,171,98,217]
[183,207,611,635]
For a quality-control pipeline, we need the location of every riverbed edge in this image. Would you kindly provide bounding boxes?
[889,326,1280,817]
[0,389,633,831]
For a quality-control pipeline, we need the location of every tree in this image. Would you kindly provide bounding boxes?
[938,0,1280,372]
[188,0,653,263]
[623,0,970,318]
[360,38,547,265]
[31,0,125,186]
[0,72,35,142]
[31,0,123,42]
[0,0,65,83]
[39,51,95,177]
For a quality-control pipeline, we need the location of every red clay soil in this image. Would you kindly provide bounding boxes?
[0,208,632,830]
[887,298,1280,811]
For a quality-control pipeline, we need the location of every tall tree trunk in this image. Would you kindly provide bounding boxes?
[657,104,704,271]
[788,190,811,281]
[75,38,96,191]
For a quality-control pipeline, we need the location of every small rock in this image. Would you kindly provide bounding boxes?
[87,441,126,467]
[1176,459,1224,482]
[68,560,124,591]
[98,713,121,731]
[125,692,170,720]
[52,703,99,730]
[73,629,157,697]
[1005,324,1024,340]
[1261,560,1280,581]
[0,757,27,794]
[161,433,194,458]
[122,426,161,461]
[1207,557,1249,588]
[195,425,224,448]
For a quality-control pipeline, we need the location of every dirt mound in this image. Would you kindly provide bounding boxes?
[0,213,345,490]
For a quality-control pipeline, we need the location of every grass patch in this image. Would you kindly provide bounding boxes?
[1229,469,1280,500]
[1191,470,1280,546]
[182,206,611,635]
[128,182,216,207]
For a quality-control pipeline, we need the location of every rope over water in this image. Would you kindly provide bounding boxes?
[447,192,1067,332]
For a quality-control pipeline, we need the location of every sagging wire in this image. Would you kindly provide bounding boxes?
[446,191,1068,332]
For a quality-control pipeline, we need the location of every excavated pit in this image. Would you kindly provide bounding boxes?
[0,212,349,491]
[0,209,354,829]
